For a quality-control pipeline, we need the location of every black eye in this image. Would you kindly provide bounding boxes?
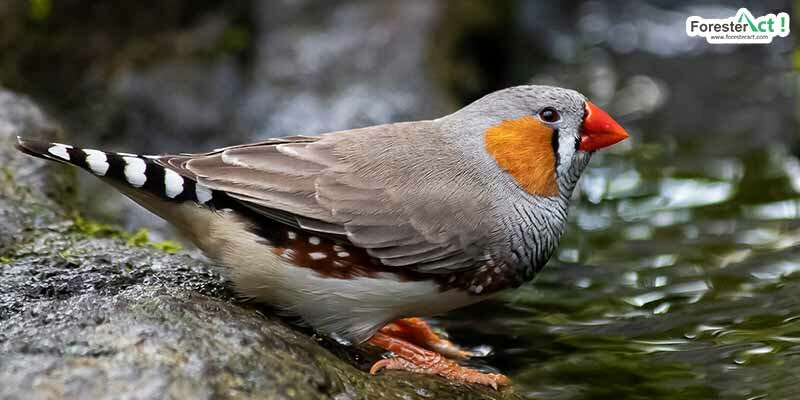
[539,107,560,123]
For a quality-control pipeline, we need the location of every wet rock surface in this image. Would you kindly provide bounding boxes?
[0,89,518,399]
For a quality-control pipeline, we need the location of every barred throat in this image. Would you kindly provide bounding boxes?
[15,138,220,208]
[511,152,591,279]
[508,195,570,281]
[557,150,592,201]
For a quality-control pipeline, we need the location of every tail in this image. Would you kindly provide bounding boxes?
[15,137,216,207]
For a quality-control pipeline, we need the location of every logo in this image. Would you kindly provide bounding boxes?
[686,8,790,44]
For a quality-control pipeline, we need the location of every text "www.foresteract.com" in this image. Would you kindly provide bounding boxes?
[686,8,790,44]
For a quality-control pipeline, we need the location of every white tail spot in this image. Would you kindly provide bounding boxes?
[83,149,109,176]
[47,144,71,160]
[122,156,147,187]
[309,252,327,260]
[195,184,213,204]
[337,252,350,258]
[163,169,184,198]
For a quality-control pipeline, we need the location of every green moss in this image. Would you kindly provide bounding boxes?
[57,250,75,261]
[71,214,182,254]
[0,166,27,200]
[28,0,51,22]
[73,214,125,238]
[1,167,14,184]
[127,228,184,254]
[150,240,182,254]
[126,228,150,247]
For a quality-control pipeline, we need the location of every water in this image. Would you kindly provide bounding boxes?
[443,141,800,399]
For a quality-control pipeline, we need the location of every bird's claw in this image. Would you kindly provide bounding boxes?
[370,355,510,390]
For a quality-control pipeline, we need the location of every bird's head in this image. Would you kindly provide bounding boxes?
[445,85,629,198]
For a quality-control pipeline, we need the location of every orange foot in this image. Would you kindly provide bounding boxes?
[368,331,510,389]
[379,317,473,359]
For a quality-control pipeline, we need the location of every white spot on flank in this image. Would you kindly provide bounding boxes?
[474,285,484,294]
[163,169,184,198]
[309,236,321,245]
[287,231,298,240]
[485,276,492,285]
[494,267,502,274]
[122,157,147,187]
[83,149,109,176]
[281,249,296,259]
[337,252,350,258]
[47,144,71,160]
[195,184,213,204]
[309,252,327,260]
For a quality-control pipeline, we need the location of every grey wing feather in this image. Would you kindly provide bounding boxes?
[164,133,487,273]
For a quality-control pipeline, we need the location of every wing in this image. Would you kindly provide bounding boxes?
[158,127,491,274]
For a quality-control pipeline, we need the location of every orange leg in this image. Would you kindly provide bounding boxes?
[379,317,472,359]
[368,332,510,389]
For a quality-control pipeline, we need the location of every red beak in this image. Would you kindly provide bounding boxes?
[579,102,629,152]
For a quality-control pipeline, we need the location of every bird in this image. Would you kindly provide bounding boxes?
[16,85,628,388]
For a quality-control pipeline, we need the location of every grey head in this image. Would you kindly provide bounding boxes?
[438,85,600,201]
[433,85,629,278]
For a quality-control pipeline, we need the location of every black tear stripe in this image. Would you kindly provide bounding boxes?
[577,105,587,152]
[551,128,560,168]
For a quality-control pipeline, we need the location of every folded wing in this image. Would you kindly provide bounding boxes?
[158,131,489,274]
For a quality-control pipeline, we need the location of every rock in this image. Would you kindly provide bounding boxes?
[0,89,517,400]
[0,90,67,256]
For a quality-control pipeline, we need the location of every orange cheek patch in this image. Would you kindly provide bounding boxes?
[484,116,559,197]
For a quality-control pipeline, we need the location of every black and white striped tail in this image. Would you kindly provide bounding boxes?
[16,137,217,207]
